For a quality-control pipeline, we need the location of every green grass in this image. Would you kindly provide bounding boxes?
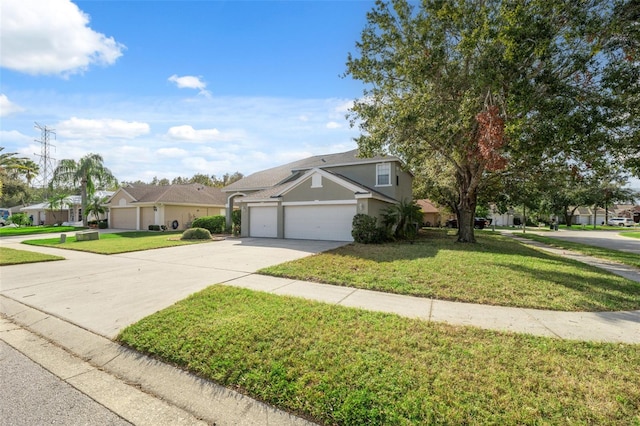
[517,233,640,269]
[0,225,83,237]
[22,231,212,254]
[0,247,64,265]
[118,285,640,426]
[623,232,640,240]
[259,230,640,311]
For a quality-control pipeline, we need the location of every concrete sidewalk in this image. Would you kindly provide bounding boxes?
[220,273,640,343]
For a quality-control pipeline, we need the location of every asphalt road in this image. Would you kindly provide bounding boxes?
[537,229,640,254]
[0,341,132,426]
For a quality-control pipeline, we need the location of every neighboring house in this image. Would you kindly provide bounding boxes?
[20,191,114,225]
[568,206,608,226]
[222,149,413,241]
[416,199,442,227]
[106,184,226,230]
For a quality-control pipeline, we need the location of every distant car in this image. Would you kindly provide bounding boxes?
[0,208,11,226]
[607,217,635,227]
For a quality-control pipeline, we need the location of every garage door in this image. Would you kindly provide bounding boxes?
[110,207,136,230]
[284,204,356,241]
[249,206,277,238]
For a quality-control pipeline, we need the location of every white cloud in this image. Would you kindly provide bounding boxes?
[168,74,211,97]
[156,147,188,157]
[0,0,125,77]
[335,100,354,114]
[56,117,150,139]
[0,94,24,116]
[326,121,342,129]
[166,125,240,143]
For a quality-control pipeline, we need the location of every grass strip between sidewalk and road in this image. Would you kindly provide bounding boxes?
[118,285,640,426]
[22,231,211,254]
[516,233,640,269]
[259,230,640,312]
[0,247,64,266]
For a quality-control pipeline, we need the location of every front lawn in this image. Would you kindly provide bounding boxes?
[259,230,640,311]
[22,231,212,254]
[623,232,640,240]
[118,285,640,425]
[0,225,83,237]
[0,247,65,266]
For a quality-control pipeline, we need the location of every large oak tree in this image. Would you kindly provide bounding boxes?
[346,0,638,242]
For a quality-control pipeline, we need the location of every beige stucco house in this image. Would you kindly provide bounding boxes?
[222,149,413,241]
[107,184,226,230]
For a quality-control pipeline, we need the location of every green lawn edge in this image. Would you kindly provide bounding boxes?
[0,247,65,266]
[22,231,213,254]
[118,285,640,426]
[0,226,84,237]
[258,230,640,312]
[517,233,640,269]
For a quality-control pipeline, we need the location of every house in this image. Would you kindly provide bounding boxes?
[222,149,413,241]
[416,199,442,227]
[20,191,114,225]
[106,184,226,230]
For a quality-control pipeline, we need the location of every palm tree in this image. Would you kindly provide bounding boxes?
[381,199,424,240]
[51,153,116,226]
[85,195,109,224]
[47,192,69,224]
[0,147,28,199]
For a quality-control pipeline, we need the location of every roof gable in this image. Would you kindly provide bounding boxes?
[238,168,397,204]
[223,149,403,193]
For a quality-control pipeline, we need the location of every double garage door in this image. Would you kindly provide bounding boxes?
[249,204,356,241]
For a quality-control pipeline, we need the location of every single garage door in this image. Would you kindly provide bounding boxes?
[110,207,137,230]
[284,204,356,241]
[249,206,277,238]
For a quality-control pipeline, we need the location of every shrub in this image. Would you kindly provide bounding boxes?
[148,225,161,231]
[381,199,423,240]
[98,220,108,229]
[7,213,30,227]
[231,209,241,235]
[192,215,226,234]
[351,214,386,244]
[181,227,212,240]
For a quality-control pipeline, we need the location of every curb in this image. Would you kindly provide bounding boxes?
[0,295,316,426]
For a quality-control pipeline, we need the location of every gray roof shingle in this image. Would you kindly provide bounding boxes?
[117,184,226,205]
[222,149,398,192]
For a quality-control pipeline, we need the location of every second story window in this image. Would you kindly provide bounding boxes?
[376,163,391,186]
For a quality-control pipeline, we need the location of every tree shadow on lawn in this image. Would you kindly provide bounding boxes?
[495,261,640,311]
[340,231,545,263]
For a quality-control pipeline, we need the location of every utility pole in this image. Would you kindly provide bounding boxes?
[34,122,56,200]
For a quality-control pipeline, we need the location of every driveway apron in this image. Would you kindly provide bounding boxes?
[0,235,345,338]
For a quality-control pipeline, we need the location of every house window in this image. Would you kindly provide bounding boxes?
[311,174,323,188]
[78,208,82,221]
[376,163,391,186]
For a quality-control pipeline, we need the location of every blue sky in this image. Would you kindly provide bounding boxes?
[1,0,375,184]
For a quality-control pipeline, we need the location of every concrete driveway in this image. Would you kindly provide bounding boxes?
[0,235,346,338]
[537,229,640,254]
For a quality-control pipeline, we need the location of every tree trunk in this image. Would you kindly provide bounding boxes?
[81,179,88,227]
[456,178,477,243]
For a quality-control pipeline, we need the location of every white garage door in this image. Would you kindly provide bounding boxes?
[284,204,356,241]
[110,207,137,230]
[249,206,278,238]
